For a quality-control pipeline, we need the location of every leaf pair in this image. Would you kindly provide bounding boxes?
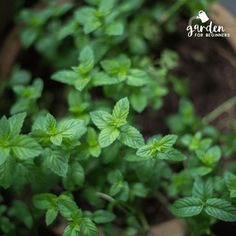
[94,55,149,87]
[52,47,94,91]
[90,97,144,148]
[32,113,87,146]
[172,179,236,222]
[137,135,186,162]
[75,0,124,35]
[0,113,41,166]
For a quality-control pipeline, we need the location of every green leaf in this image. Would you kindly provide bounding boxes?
[137,135,177,158]
[58,118,87,139]
[130,92,148,113]
[119,125,144,148]
[52,70,80,86]
[196,146,221,166]
[80,218,98,236]
[0,148,10,165]
[156,148,187,162]
[105,22,124,36]
[205,198,236,222]
[101,56,131,80]
[171,197,203,217]
[99,0,116,15]
[0,156,15,188]
[63,162,85,191]
[99,127,120,148]
[0,116,11,139]
[46,208,58,226]
[63,223,80,236]
[192,178,213,200]
[90,111,113,130]
[33,193,57,210]
[225,172,236,198]
[75,7,101,34]
[93,210,115,223]
[8,112,26,136]
[11,135,42,160]
[126,69,149,87]
[112,97,129,126]
[79,46,95,73]
[45,150,69,177]
[58,195,82,220]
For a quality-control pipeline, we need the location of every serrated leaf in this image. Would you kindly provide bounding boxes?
[0,148,10,165]
[99,127,119,148]
[119,125,144,148]
[58,195,82,220]
[46,208,58,226]
[93,210,115,223]
[171,197,203,217]
[192,178,213,200]
[90,111,112,129]
[126,69,149,87]
[58,118,87,139]
[205,198,236,222]
[45,150,69,177]
[79,46,94,73]
[63,162,84,191]
[8,112,26,136]
[33,193,57,210]
[197,146,221,166]
[225,173,236,198]
[11,135,42,160]
[156,148,186,162]
[80,218,98,236]
[137,135,177,158]
[112,97,129,126]
[63,223,80,236]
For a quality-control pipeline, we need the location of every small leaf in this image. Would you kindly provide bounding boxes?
[80,218,98,236]
[156,148,187,162]
[93,210,116,223]
[33,193,57,210]
[90,111,112,130]
[99,127,120,148]
[126,69,149,87]
[63,223,80,236]
[45,150,69,177]
[192,178,213,200]
[105,22,124,36]
[225,172,236,198]
[205,198,236,222]
[119,125,144,148]
[112,97,129,126]
[8,112,26,136]
[171,197,203,217]
[46,208,58,226]
[11,135,42,160]
[58,195,82,220]
[79,46,94,73]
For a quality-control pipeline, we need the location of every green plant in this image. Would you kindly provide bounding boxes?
[2,0,236,236]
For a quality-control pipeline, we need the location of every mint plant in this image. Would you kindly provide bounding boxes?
[1,0,235,235]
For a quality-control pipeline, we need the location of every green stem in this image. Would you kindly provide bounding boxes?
[160,0,187,24]
[96,192,150,232]
[203,96,236,123]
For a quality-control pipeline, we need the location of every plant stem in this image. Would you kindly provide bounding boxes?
[160,0,186,24]
[202,96,236,123]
